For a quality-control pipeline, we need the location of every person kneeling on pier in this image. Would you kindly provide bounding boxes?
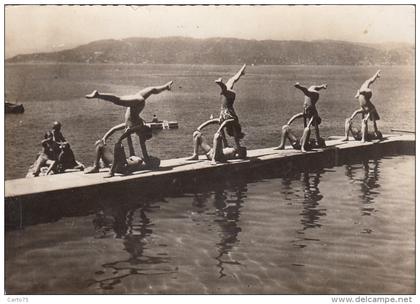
[85,125,160,177]
[274,113,325,152]
[187,119,247,165]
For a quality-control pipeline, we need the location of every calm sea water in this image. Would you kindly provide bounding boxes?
[5,64,415,295]
[5,155,414,294]
[5,64,414,179]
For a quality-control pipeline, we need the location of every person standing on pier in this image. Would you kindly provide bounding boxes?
[343,70,382,142]
[85,81,172,176]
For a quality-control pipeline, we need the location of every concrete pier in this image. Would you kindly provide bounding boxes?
[5,134,415,209]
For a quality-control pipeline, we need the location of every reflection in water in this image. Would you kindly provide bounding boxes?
[90,202,172,291]
[345,159,380,216]
[93,205,131,239]
[191,182,247,278]
[213,184,246,278]
[299,171,325,232]
[39,158,384,291]
[5,156,415,294]
[287,170,326,249]
[280,175,297,203]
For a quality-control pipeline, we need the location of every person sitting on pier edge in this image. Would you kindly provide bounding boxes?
[274,113,325,152]
[186,119,247,165]
[293,82,327,151]
[51,121,84,172]
[345,117,383,142]
[85,80,173,170]
[27,131,58,177]
[85,124,160,177]
[343,70,382,142]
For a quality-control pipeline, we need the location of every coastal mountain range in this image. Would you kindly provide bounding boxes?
[6,37,414,65]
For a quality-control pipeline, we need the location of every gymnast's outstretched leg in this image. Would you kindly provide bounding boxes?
[226,64,246,90]
[137,81,173,99]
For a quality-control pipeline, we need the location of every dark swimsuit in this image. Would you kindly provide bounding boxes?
[219,90,244,139]
[358,91,380,121]
[303,93,322,126]
[39,141,57,162]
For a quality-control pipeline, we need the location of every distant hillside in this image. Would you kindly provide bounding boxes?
[6,37,414,65]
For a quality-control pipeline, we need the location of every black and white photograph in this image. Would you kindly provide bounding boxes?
[3,3,415,299]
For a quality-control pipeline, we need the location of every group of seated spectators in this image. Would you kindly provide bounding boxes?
[27,121,84,177]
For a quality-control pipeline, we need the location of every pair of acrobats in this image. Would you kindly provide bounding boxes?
[276,70,382,152]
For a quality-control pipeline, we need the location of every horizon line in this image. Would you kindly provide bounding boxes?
[6,35,414,59]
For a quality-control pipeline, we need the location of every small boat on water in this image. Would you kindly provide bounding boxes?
[145,120,179,130]
[5,102,24,114]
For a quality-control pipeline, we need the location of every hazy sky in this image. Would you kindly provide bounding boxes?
[5,5,415,58]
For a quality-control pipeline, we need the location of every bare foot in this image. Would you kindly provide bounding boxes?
[85,166,99,174]
[315,138,326,148]
[186,154,199,161]
[240,64,246,75]
[166,81,173,91]
[85,90,98,99]
[211,158,228,165]
[74,164,85,171]
[95,139,105,146]
[103,172,114,178]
